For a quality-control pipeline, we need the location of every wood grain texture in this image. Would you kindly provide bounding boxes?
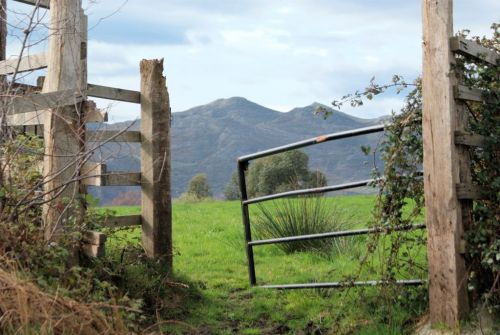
[140,59,172,266]
[42,0,84,239]
[422,0,469,328]
[450,36,499,66]
[102,215,141,228]
[0,53,47,75]
[86,130,141,142]
[87,84,141,103]
[12,0,50,9]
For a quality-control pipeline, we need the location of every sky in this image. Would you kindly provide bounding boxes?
[7,0,500,122]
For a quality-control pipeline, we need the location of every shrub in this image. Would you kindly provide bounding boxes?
[186,173,212,200]
[253,196,354,255]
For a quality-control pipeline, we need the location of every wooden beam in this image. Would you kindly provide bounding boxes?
[454,85,490,103]
[81,244,105,258]
[450,36,499,66]
[454,131,488,147]
[82,230,106,245]
[82,172,141,187]
[87,83,141,104]
[140,59,172,265]
[86,130,141,142]
[422,0,469,327]
[102,215,141,228]
[12,0,50,9]
[8,89,84,114]
[6,100,106,126]
[456,183,487,200]
[42,0,83,240]
[0,53,47,75]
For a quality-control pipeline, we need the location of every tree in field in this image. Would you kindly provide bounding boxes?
[186,173,212,199]
[225,150,327,199]
[306,169,328,189]
[224,171,240,200]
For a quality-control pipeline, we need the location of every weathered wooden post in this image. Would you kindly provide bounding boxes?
[42,0,84,239]
[140,59,172,268]
[422,0,469,328]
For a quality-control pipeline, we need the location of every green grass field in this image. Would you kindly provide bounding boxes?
[103,195,428,334]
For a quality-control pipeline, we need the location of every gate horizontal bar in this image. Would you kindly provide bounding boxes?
[260,279,426,290]
[243,179,376,205]
[238,124,385,163]
[249,223,426,246]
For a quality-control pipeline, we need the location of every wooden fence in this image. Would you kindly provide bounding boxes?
[422,0,499,328]
[0,0,172,266]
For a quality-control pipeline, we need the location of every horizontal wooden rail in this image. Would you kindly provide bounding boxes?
[82,172,141,186]
[454,131,488,147]
[6,101,106,126]
[12,0,50,9]
[450,36,499,66]
[454,85,491,103]
[82,231,107,245]
[87,84,141,104]
[0,53,48,75]
[456,183,487,200]
[81,161,106,176]
[8,89,84,114]
[86,130,141,142]
[102,215,141,228]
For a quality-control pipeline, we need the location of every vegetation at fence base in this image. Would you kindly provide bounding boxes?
[457,24,499,310]
[253,196,355,255]
[106,197,427,334]
[318,23,499,328]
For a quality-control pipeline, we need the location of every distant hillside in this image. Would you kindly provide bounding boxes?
[89,97,389,204]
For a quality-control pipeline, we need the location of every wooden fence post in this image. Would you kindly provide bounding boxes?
[140,59,172,267]
[422,0,469,328]
[42,0,83,239]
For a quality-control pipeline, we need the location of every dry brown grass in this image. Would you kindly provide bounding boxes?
[0,265,130,335]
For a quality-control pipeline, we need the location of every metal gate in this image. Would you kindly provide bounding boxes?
[237,124,426,289]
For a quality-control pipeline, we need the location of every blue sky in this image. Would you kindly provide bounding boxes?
[8,0,500,122]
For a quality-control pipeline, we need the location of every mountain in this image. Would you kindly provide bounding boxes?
[89,97,388,204]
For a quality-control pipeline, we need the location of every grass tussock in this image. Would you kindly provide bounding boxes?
[254,196,355,255]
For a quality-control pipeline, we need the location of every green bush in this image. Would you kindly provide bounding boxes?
[253,196,354,255]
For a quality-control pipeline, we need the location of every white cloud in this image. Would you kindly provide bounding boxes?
[8,0,498,123]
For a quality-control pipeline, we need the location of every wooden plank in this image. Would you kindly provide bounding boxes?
[450,36,499,66]
[454,85,490,103]
[7,109,45,126]
[12,0,50,9]
[6,101,106,126]
[42,0,83,240]
[0,53,47,75]
[82,172,141,186]
[456,183,487,200]
[87,83,141,104]
[81,244,105,258]
[454,131,488,147]
[8,89,84,114]
[79,161,106,185]
[81,161,107,176]
[422,0,469,328]
[140,59,172,265]
[86,130,141,142]
[101,215,141,228]
[82,230,106,245]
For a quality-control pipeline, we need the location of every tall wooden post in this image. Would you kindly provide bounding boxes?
[422,0,469,328]
[42,0,83,239]
[140,59,172,267]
